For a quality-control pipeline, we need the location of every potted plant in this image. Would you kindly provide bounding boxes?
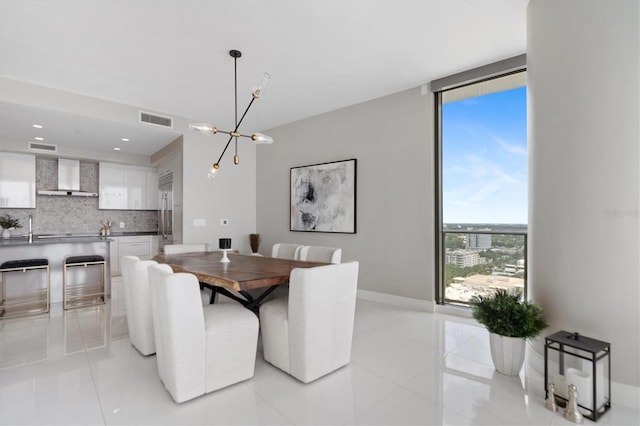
[0,214,22,239]
[472,288,547,376]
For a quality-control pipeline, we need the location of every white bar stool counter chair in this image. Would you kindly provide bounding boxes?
[63,255,106,309]
[148,264,259,403]
[0,258,50,319]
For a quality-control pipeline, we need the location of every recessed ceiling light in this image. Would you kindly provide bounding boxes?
[114,147,121,151]
[34,137,44,141]
[32,124,43,129]
[121,138,130,142]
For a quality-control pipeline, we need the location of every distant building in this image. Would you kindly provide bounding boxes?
[445,249,481,267]
[466,232,492,249]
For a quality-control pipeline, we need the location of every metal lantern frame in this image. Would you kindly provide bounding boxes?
[544,330,611,422]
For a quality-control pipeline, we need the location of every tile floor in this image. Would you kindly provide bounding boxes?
[1,278,638,425]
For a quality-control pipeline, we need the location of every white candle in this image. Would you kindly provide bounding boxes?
[566,367,592,408]
[553,374,568,399]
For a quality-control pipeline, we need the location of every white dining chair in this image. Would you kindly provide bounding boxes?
[148,264,259,403]
[297,245,342,264]
[271,243,304,259]
[164,243,209,254]
[259,261,359,383]
[163,243,213,304]
[121,255,159,356]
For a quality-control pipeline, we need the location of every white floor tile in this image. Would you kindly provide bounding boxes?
[0,282,638,426]
[0,380,105,425]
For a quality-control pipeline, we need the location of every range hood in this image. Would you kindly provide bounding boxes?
[37,159,99,197]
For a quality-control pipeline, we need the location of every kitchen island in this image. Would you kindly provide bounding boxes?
[0,236,111,305]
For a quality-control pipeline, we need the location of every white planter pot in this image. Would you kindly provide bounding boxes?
[489,333,526,376]
[1,228,10,239]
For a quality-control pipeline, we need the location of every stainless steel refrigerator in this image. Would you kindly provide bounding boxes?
[158,173,174,252]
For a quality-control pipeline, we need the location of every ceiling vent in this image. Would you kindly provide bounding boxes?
[28,141,58,153]
[139,111,173,128]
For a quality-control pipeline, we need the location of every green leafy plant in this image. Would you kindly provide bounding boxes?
[0,214,22,230]
[472,288,547,340]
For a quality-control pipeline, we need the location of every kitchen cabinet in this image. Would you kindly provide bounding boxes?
[99,162,158,210]
[0,152,36,208]
[146,171,158,210]
[99,163,125,209]
[110,235,159,276]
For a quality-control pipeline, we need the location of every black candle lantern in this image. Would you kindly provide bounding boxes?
[218,238,231,263]
[544,330,611,421]
[219,238,232,250]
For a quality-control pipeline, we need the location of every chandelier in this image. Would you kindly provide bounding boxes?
[189,49,272,179]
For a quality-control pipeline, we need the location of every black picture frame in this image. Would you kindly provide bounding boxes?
[290,159,357,233]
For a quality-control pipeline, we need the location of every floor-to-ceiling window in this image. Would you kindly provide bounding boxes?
[433,57,527,306]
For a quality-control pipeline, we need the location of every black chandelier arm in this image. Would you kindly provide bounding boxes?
[214,96,257,166]
[233,96,256,134]
[215,134,235,166]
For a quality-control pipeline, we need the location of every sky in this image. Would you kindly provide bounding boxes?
[442,86,527,225]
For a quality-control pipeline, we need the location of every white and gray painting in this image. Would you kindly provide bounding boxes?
[290,159,356,233]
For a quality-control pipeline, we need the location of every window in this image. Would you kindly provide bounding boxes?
[433,60,527,307]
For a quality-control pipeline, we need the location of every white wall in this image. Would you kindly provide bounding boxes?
[181,129,257,254]
[528,0,639,393]
[257,87,434,301]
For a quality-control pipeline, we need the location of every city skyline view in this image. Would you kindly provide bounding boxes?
[442,86,527,225]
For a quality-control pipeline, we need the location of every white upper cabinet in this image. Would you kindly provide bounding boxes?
[99,163,126,209]
[124,169,146,210]
[146,171,159,210]
[99,162,158,210]
[0,153,36,208]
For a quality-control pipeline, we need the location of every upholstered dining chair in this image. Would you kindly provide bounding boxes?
[121,256,159,356]
[271,243,304,259]
[297,245,342,264]
[164,243,209,254]
[259,261,359,383]
[147,264,259,403]
[163,243,213,304]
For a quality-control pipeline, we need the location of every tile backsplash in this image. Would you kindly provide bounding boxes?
[0,158,158,235]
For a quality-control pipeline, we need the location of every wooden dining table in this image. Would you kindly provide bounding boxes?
[153,251,328,310]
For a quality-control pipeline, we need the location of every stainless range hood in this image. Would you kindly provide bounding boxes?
[37,159,99,197]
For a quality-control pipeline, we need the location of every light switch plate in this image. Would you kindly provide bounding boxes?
[193,218,206,227]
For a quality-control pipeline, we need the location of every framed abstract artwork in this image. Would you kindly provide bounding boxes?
[290,159,357,233]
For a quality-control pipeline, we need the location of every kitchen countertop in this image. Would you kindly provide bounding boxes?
[0,232,157,246]
[0,236,112,246]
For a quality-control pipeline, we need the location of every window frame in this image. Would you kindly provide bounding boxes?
[432,58,527,306]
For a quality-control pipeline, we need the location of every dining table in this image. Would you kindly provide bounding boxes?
[153,251,328,311]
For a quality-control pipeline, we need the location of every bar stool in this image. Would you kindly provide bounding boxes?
[63,255,106,309]
[0,258,50,319]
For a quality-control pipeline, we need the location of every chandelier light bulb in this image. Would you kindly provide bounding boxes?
[251,133,274,144]
[207,163,219,180]
[189,123,218,134]
[252,73,271,98]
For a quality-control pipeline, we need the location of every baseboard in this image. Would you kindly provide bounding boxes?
[356,289,434,312]
[434,303,474,318]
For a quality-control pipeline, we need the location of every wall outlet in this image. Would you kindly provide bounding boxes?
[193,218,206,227]
[220,219,229,226]
[119,222,125,228]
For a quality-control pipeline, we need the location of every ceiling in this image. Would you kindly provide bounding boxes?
[0,0,528,157]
